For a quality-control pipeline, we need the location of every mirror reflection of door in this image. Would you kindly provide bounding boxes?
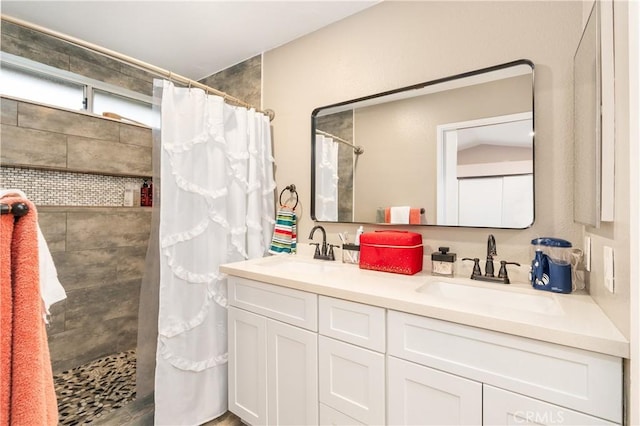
[437,113,533,228]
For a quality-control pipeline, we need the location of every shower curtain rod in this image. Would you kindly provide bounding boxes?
[1,14,274,121]
[316,129,364,155]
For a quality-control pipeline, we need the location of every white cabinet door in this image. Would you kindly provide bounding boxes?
[483,385,619,425]
[387,356,482,425]
[228,306,267,425]
[229,306,319,426]
[267,319,318,425]
[319,336,385,425]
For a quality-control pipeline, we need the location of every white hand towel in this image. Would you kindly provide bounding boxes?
[37,226,67,311]
[390,206,411,224]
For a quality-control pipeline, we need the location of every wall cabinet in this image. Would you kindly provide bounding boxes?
[227,276,622,426]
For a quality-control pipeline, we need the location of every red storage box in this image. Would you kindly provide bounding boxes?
[359,231,424,275]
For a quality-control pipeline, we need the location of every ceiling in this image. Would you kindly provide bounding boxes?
[1,1,378,81]
[457,119,534,150]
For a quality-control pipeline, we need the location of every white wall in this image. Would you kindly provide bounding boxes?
[579,0,631,344]
[614,1,640,425]
[263,0,635,417]
[627,1,639,423]
[264,0,584,277]
[264,0,631,331]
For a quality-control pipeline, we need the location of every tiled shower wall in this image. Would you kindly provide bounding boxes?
[199,55,262,108]
[0,167,144,206]
[1,17,157,372]
[42,207,151,372]
[1,96,153,373]
[1,20,154,94]
[2,18,263,375]
[0,93,153,206]
[1,98,153,177]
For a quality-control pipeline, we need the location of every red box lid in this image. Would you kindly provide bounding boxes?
[360,230,423,247]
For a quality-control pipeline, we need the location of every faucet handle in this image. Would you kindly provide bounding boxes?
[462,257,482,278]
[309,242,321,258]
[328,244,339,261]
[498,261,521,284]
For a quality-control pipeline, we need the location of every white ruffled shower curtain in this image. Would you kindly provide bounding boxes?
[154,80,275,425]
[314,134,339,221]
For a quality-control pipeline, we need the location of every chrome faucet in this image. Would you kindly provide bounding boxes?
[485,234,497,277]
[309,225,336,260]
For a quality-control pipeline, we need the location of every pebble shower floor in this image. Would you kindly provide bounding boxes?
[54,350,137,425]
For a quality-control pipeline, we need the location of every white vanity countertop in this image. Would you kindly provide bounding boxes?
[220,255,629,358]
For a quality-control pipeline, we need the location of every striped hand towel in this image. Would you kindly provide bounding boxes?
[268,207,297,254]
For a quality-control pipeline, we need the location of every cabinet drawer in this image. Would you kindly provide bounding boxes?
[319,336,385,425]
[319,296,385,352]
[228,276,317,331]
[387,310,622,423]
[319,403,364,426]
[483,385,619,425]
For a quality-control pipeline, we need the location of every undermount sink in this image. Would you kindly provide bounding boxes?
[415,280,564,316]
[254,255,343,274]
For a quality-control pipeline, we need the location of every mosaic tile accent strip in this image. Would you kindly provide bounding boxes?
[55,350,136,425]
[0,167,146,206]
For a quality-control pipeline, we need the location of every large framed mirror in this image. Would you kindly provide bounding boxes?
[311,59,535,228]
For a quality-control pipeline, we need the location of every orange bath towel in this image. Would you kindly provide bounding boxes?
[409,208,421,224]
[0,197,58,426]
[384,207,422,224]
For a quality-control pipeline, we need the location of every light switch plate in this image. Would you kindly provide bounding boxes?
[604,246,615,293]
[584,236,591,271]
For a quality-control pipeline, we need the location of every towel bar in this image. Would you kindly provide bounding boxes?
[0,202,29,217]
